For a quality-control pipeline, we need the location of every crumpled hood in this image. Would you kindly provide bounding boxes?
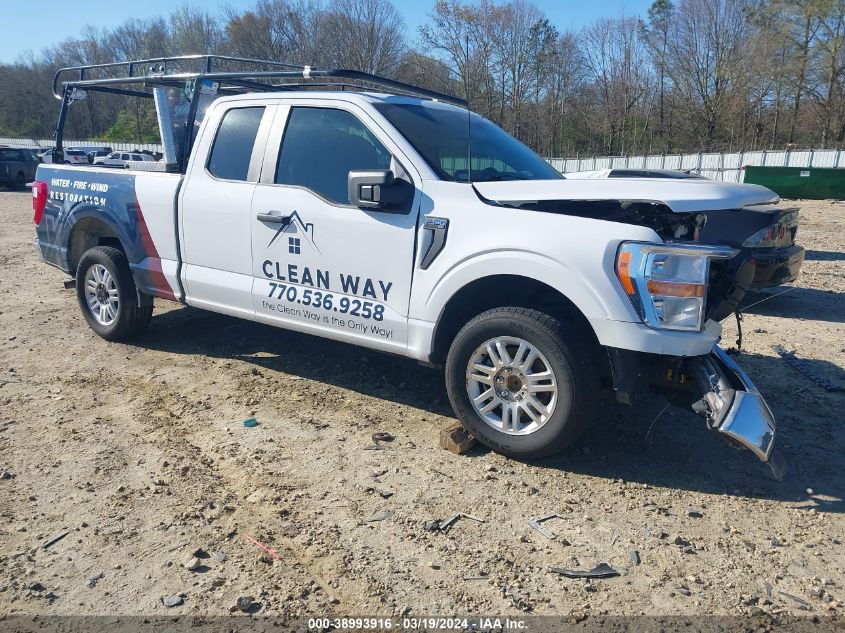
[473,178,779,213]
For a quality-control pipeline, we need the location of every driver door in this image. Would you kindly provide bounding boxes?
[250,103,420,354]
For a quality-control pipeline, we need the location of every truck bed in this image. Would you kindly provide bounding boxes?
[34,164,183,301]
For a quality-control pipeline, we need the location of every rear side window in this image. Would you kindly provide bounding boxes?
[207,107,265,181]
[0,149,20,161]
[275,107,391,204]
[131,154,142,161]
[121,154,130,161]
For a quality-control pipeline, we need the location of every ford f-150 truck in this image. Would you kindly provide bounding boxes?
[33,56,784,474]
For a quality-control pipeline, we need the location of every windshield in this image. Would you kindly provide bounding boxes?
[374,102,561,183]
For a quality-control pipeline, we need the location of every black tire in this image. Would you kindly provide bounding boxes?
[75,246,153,341]
[14,172,26,190]
[445,307,600,460]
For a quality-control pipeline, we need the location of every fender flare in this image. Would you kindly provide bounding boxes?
[61,204,143,268]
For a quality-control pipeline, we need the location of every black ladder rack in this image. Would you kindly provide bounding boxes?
[50,54,467,170]
[51,54,466,104]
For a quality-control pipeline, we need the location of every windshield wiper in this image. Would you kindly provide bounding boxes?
[485,173,531,181]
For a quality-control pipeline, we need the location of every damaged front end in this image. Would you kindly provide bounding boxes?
[642,346,785,479]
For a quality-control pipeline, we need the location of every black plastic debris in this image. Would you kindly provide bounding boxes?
[549,563,620,579]
[773,345,845,392]
[42,531,70,550]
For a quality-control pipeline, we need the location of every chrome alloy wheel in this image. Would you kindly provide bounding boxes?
[84,264,119,326]
[466,336,558,435]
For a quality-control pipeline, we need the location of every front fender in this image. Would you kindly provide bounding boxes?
[422,247,641,325]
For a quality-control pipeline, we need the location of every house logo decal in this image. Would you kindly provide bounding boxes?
[267,210,321,255]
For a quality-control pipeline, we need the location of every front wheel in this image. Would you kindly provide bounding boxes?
[75,246,152,341]
[445,307,600,459]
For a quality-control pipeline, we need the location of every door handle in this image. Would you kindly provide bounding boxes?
[256,211,290,224]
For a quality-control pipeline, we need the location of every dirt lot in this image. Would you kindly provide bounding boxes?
[0,191,843,625]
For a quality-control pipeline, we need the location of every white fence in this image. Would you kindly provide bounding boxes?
[547,149,845,183]
[4,136,844,182]
[0,137,163,153]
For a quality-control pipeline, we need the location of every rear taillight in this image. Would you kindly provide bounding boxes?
[742,211,799,248]
[32,181,47,224]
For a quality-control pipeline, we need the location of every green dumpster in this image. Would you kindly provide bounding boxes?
[742,165,845,200]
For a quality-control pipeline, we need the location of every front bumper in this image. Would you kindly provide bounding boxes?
[748,244,805,288]
[684,346,776,462]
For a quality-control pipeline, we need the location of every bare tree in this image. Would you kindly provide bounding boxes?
[642,0,674,151]
[170,6,224,55]
[394,51,456,94]
[664,0,753,149]
[582,17,653,154]
[419,0,494,110]
[223,0,321,64]
[538,31,584,156]
[10,0,845,154]
[318,0,406,75]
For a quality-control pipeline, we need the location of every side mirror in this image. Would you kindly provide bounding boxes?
[348,170,412,211]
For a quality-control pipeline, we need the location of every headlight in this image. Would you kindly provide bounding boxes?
[615,242,738,331]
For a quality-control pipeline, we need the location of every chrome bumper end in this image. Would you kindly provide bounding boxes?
[711,346,776,462]
[717,389,775,461]
[686,346,778,465]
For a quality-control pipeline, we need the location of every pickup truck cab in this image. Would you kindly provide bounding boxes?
[33,56,784,474]
[0,147,38,189]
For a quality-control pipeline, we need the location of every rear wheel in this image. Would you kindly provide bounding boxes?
[14,172,25,190]
[445,307,600,459]
[75,246,152,341]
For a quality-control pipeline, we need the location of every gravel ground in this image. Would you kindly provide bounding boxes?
[0,191,843,625]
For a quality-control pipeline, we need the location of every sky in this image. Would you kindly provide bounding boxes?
[0,0,653,63]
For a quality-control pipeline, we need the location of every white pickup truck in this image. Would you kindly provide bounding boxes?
[34,56,783,474]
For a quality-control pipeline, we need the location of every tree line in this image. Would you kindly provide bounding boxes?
[2,0,845,157]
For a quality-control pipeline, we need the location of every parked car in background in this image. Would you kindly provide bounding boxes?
[87,150,111,164]
[38,148,89,165]
[563,168,804,289]
[565,168,705,180]
[64,149,89,165]
[92,151,158,168]
[0,147,38,189]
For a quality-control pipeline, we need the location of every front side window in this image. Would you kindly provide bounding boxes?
[207,106,265,181]
[374,102,561,183]
[275,107,391,205]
